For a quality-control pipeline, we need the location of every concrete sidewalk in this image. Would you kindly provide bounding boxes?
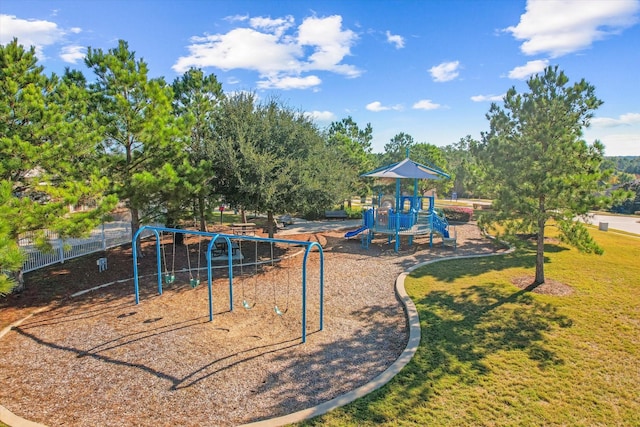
[277,219,361,236]
[275,212,640,237]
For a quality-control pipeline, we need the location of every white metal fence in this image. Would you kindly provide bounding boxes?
[19,222,160,273]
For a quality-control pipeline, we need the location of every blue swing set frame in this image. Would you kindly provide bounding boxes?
[132,225,324,343]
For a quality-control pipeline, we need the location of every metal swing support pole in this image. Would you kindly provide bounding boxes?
[302,241,324,343]
[133,226,234,320]
[132,227,161,305]
[132,225,324,344]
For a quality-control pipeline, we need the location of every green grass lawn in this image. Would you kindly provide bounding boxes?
[300,229,640,426]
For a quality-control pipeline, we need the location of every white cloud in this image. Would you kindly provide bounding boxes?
[506,0,640,57]
[507,59,549,79]
[257,74,321,90]
[591,113,640,127]
[385,30,405,48]
[173,28,302,75]
[297,15,360,76]
[429,61,460,82]
[412,99,442,110]
[471,94,505,102]
[59,45,85,63]
[173,14,360,89]
[249,15,295,38]
[224,14,249,23]
[366,102,387,112]
[366,101,403,112]
[585,112,640,155]
[597,133,640,156]
[0,14,66,58]
[304,110,336,122]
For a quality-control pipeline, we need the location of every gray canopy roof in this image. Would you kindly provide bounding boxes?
[361,158,450,180]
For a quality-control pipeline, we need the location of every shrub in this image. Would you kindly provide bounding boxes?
[345,206,364,219]
[443,206,473,222]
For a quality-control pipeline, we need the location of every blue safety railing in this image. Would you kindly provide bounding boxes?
[431,211,450,238]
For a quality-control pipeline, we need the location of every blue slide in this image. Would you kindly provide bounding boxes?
[345,226,368,238]
[431,212,450,238]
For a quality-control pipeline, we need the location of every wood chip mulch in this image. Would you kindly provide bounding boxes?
[0,222,504,427]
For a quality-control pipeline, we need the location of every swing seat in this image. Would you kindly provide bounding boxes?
[274,305,283,316]
[189,278,200,288]
[164,274,175,284]
[242,300,252,310]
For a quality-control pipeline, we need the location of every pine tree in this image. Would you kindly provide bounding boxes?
[326,116,375,199]
[0,39,116,293]
[474,66,628,285]
[171,68,224,231]
[85,40,186,239]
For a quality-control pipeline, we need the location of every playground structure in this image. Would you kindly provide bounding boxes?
[132,225,324,343]
[345,157,453,252]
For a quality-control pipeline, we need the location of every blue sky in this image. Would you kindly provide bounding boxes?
[1,0,639,156]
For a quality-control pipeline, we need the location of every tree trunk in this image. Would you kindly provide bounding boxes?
[241,209,247,223]
[267,210,275,239]
[12,269,24,293]
[165,212,183,245]
[131,207,140,239]
[535,198,546,285]
[198,193,207,232]
[131,207,143,256]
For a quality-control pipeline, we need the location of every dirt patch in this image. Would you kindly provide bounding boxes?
[511,276,575,296]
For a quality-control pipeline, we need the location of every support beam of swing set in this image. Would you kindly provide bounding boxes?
[131,225,324,343]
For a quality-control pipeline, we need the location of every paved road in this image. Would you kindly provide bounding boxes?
[581,213,640,235]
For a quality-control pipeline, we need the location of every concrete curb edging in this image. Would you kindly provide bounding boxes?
[0,406,47,427]
[240,250,514,426]
[238,266,423,427]
[0,306,50,340]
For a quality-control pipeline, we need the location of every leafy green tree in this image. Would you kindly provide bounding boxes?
[286,113,350,218]
[0,40,116,292]
[0,183,27,294]
[473,66,629,285]
[374,132,416,197]
[377,133,450,200]
[326,116,376,201]
[442,135,481,198]
[382,132,415,164]
[85,40,186,238]
[172,68,224,230]
[212,91,263,221]
[215,94,346,236]
[607,155,640,175]
[410,142,451,197]
[610,179,640,214]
